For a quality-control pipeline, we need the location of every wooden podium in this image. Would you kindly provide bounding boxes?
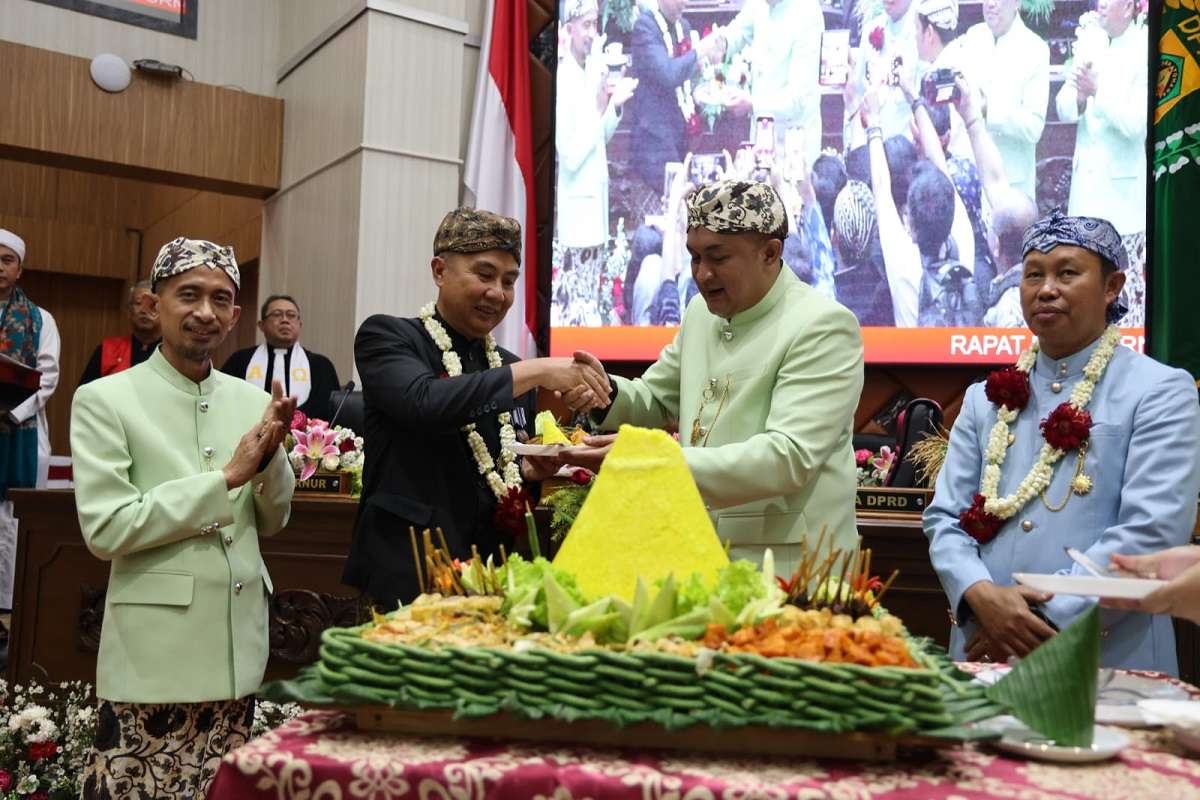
[6,490,364,687]
[10,489,1197,687]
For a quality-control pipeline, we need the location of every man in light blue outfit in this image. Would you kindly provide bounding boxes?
[925,211,1200,674]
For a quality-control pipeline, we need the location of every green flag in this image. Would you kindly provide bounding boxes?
[1152,3,1200,383]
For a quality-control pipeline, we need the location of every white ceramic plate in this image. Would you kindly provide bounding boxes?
[995,725,1129,763]
[1013,573,1166,599]
[508,443,569,457]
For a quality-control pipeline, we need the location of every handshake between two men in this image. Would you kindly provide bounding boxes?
[510,351,617,480]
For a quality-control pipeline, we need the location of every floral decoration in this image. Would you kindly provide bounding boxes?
[963,324,1120,543]
[418,303,523,527]
[984,366,1031,412]
[868,26,884,51]
[494,485,533,539]
[1040,404,1093,452]
[286,417,365,494]
[0,679,95,799]
[855,446,894,487]
[959,492,1005,545]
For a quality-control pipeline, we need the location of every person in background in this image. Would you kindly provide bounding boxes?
[0,229,59,614]
[1103,546,1200,625]
[73,237,295,799]
[79,280,160,386]
[849,0,921,139]
[628,0,724,193]
[719,0,826,167]
[1054,0,1147,325]
[831,180,894,326]
[959,0,1049,200]
[554,0,637,326]
[861,90,980,326]
[222,295,341,422]
[811,153,848,241]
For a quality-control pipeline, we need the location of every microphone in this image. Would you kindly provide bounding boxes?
[328,380,356,430]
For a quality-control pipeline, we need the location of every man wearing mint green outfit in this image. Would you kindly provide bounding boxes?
[72,237,296,799]
[565,180,865,574]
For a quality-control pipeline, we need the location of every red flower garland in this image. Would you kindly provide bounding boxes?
[984,366,1031,411]
[959,493,1004,545]
[569,468,593,486]
[27,741,57,761]
[1041,404,1092,451]
[493,485,532,538]
[868,26,885,51]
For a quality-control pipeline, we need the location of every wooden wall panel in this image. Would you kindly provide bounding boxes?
[0,41,283,198]
[0,0,282,96]
[139,192,264,277]
[0,214,136,281]
[18,272,126,457]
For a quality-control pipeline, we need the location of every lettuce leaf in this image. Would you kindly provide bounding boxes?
[498,554,587,630]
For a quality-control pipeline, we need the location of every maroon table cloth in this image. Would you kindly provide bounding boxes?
[210,704,1200,800]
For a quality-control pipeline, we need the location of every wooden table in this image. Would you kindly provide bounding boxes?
[10,491,1197,687]
[6,490,363,687]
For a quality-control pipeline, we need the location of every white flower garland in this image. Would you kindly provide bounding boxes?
[419,303,522,500]
[979,324,1121,519]
[652,10,696,122]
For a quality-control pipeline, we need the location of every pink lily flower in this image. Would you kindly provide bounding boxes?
[292,427,339,481]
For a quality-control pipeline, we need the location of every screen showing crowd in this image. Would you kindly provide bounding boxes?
[550,0,1149,363]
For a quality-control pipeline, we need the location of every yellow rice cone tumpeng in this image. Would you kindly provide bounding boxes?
[552,425,728,600]
[535,410,571,445]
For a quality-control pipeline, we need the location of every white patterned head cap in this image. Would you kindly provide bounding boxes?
[150,237,241,292]
[561,0,598,21]
[917,0,958,29]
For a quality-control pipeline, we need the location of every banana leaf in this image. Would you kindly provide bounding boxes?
[985,606,1100,747]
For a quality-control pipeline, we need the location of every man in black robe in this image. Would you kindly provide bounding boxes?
[221,294,341,421]
[343,208,610,609]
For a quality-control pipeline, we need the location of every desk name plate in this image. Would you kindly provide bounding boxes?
[855,487,933,515]
[295,471,350,495]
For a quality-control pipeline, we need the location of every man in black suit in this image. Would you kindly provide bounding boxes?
[343,208,611,609]
[221,294,341,421]
[628,0,723,191]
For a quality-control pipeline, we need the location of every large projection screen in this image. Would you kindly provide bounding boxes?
[550,0,1149,364]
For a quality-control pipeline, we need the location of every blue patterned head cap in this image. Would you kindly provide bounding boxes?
[1021,209,1127,272]
[151,237,240,292]
[686,179,789,240]
[1022,209,1129,323]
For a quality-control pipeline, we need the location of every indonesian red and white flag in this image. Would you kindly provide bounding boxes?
[463,0,537,358]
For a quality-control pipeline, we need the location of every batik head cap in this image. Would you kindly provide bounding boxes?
[150,237,240,291]
[1021,209,1127,272]
[561,0,598,21]
[917,0,958,30]
[686,179,789,240]
[0,230,26,264]
[833,180,876,262]
[1022,209,1129,323]
[433,207,522,264]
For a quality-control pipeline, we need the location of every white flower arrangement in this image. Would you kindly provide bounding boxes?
[978,325,1120,519]
[419,303,522,501]
[0,679,96,797]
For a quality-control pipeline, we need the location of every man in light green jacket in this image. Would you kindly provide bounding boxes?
[564,179,865,575]
[72,237,295,800]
